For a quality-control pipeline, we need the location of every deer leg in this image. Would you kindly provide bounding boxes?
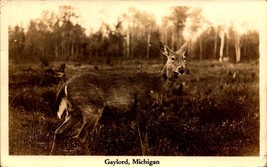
[76,122,91,155]
[50,115,81,155]
[137,122,149,156]
[136,109,150,155]
[76,107,103,155]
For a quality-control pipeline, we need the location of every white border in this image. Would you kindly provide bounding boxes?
[1,1,266,167]
[259,0,267,165]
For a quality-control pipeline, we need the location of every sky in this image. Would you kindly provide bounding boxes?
[4,1,173,33]
[2,0,266,37]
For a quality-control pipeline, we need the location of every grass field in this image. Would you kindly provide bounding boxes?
[8,60,259,156]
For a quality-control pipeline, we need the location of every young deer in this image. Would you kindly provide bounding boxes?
[50,41,188,155]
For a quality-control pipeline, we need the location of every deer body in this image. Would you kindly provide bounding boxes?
[63,72,164,111]
[50,41,188,155]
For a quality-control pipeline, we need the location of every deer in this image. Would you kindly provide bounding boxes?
[50,41,188,155]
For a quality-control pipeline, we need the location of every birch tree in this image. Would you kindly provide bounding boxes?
[219,30,225,62]
[234,32,241,63]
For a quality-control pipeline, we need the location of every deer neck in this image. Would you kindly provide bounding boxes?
[161,65,178,87]
[149,71,177,94]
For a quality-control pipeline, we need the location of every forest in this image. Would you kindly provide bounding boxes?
[8,6,259,65]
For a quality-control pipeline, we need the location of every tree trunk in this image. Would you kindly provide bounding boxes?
[243,38,246,58]
[199,38,203,60]
[88,47,92,63]
[164,28,168,44]
[71,40,74,60]
[61,41,64,59]
[126,27,130,58]
[188,41,192,59]
[146,27,151,59]
[213,32,217,59]
[81,45,84,59]
[243,45,246,58]
[130,32,134,59]
[235,33,241,63]
[219,31,224,62]
[171,27,175,50]
[226,37,229,58]
[75,44,79,59]
[65,43,68,61]
[55,44,58,58]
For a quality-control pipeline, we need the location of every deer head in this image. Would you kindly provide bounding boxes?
[159,41,188,81]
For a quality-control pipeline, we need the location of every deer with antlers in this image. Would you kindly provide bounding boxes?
[50,41,188,155]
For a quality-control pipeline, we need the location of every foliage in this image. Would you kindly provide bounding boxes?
[9,25,25,61]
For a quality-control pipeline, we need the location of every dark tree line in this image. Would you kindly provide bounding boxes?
[9,6,259,65]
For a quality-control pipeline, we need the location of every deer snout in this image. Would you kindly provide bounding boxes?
[178,67,186,74]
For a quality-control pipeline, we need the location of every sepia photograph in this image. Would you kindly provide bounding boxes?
[1,0,266,167]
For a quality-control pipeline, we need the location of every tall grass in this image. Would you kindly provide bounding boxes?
[8,60,259,155]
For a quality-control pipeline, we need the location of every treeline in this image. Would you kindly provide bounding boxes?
[9,6,259,65]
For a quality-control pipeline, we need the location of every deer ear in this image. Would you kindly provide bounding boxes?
[178,42,188,54]
[159,41,172,57]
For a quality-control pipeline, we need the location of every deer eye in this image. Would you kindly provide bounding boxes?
[171,56,176,61]
[183,56,186,61]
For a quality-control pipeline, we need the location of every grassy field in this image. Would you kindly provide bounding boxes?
[8,60,259,156]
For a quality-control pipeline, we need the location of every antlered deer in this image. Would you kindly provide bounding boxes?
[50,41,188,155]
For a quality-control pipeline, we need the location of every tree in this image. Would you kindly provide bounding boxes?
[182,7,210,60]
[234,32,241,63]
[123,7,157,59]
[24,11,60,62]
[161,16,171,45]
[53,6,87,61]
[169,6,189,50]
[218,29,225,62]
[9,25,25,62]
[11,6,88,63]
